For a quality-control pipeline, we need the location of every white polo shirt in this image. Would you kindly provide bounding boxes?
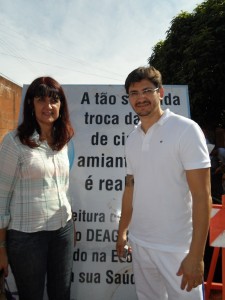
[126,109,210,252]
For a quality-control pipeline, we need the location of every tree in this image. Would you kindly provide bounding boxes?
[148,0,225,130]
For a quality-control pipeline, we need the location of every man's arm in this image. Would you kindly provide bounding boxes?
[116,174,134,257]
[177,168,212,291]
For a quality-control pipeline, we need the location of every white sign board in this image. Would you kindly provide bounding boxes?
[65,84,190,300]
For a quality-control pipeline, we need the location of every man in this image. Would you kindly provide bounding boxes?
[116,66,212,300]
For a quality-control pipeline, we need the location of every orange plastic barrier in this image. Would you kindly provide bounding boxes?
[204,195,225,300]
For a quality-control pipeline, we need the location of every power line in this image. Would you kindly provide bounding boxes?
[0,52,123,82]
[0,23,124,80]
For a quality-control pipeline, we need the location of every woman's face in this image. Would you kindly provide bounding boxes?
[33,95,61,128]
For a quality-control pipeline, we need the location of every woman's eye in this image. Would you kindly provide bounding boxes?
[50,97,60,104]
[34,97,44,102]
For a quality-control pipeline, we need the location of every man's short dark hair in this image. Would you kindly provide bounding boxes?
[125,66,162,93]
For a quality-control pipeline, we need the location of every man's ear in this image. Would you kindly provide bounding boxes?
[159,87,164,100]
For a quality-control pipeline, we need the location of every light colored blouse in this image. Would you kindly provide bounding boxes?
[0,130,72,232]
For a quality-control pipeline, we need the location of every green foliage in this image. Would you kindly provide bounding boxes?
[148,0,225,129]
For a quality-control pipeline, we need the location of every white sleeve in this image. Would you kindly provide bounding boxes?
[179,122,211,170]
[0,132,20,228]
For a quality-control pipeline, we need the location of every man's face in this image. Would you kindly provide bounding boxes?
[128,79,163,117]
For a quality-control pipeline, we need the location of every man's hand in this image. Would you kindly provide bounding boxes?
[116,235,127,258]
[176,253,204,292]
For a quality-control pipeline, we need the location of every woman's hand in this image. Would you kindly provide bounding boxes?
[0,247,9,277]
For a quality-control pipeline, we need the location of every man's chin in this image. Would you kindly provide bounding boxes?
[136,111,151,117]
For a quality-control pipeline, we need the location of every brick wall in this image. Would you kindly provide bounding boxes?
[0,76,22,142]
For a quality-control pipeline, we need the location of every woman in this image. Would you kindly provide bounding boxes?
[0,77,74,300]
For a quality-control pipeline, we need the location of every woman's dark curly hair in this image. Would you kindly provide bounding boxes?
[17,76,74,151]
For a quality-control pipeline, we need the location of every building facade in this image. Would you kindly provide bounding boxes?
[0,76,22,142]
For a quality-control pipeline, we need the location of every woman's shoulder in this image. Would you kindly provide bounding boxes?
[1,130,21,148]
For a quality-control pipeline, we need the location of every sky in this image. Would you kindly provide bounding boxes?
[0,0,204,87]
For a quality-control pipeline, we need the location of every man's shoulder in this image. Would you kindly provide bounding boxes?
[166,110,191,122]
[166,111,198,128]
